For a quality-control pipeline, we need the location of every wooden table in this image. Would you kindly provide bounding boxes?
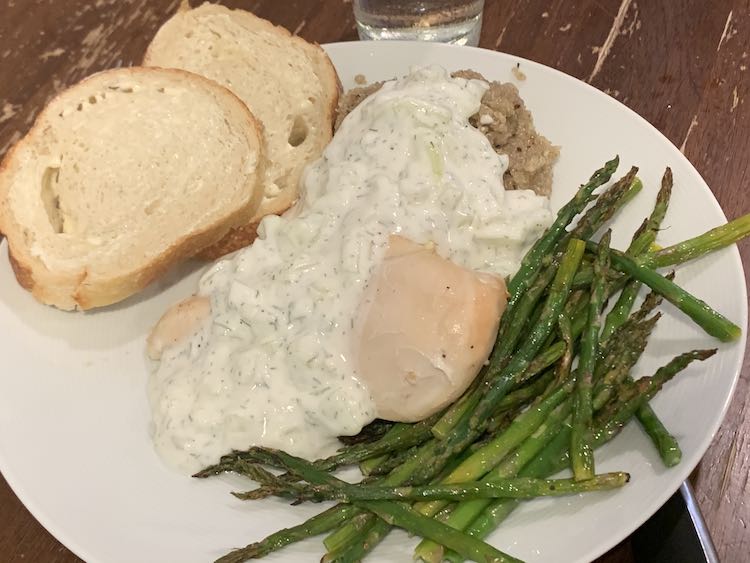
[0,1,748,561]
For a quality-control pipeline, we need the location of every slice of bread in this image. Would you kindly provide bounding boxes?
[144,2,340,259]
[0,67,265,310]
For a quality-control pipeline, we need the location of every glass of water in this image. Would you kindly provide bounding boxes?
[353,0,485,47]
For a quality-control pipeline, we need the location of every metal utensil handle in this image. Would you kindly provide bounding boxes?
[680,481,720,563]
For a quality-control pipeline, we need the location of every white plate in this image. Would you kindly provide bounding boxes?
[0,41,746,563]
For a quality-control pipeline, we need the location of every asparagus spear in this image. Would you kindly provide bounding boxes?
[324,519,389,562]
[432,387,482,440]
[361,501,521,563]
[571,231,610,480]
[492,258,558,367]
[642,212,750,268]
[338,419,393,446]
[592,313,662,410]
[246,472,628,504]
[360,442,431,477]
[633,405,682,466]
[629,167,673,256]
[600,278,641,342]
[358,453,390,476]
[594,243,741,341]
[593,290,664,388]
[594,349,717,435]
[570,167,639,240]
[630,382,682,467]
[352,417,441,476]
[602,280,664,340]
[322,512,380,561]
[214,505,359,563]
[318,415,439,469]
[601,168,673,340]
[496,370,557,414]
[554,314,574,388]
[482,378,559,443]
[481,409,518,441]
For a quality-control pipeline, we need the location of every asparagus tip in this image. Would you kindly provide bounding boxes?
[663,166,673,183]
[698,348,719,360]
[647,311,663,324]
[193,467,220,479]
[215,545,261,563]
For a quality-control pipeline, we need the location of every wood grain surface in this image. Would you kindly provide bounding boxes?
[0,1,748,561]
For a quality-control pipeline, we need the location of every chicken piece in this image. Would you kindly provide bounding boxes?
[147,295,211,360]
[354,235,508,422]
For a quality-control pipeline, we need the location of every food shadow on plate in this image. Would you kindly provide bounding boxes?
[0,243,206,350]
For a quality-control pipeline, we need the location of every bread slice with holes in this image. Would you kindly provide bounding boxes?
[0,67,265,310]
[144,2,340,259]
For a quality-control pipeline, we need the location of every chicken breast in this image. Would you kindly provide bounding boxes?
[147,295,211,360]
[354,235,508,422]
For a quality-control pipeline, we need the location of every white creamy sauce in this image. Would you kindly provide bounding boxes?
[148,67,553,473]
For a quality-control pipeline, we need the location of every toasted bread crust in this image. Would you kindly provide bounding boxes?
[7,247,34,292]
[195,219,261,261]
[0,66,266,310]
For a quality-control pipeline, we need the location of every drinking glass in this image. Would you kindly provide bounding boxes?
[353,0,485,47]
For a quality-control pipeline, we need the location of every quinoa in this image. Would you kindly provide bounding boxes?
[334,70,559,197]
[333,81,384,131]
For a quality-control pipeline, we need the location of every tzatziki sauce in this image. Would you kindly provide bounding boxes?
[148,66,553,473]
